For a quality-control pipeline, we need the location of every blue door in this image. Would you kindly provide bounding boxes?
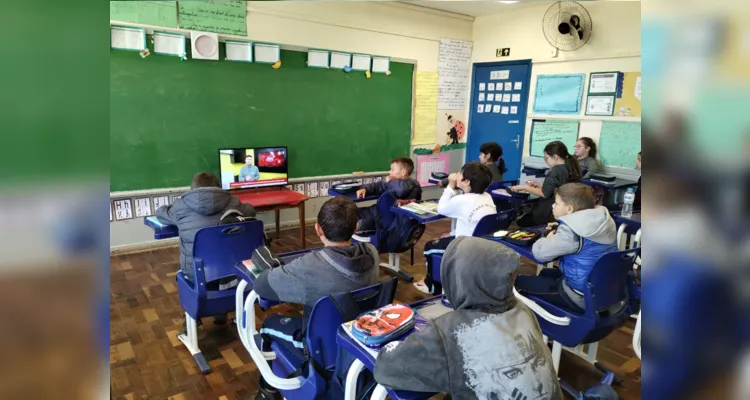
[466,60,532,182]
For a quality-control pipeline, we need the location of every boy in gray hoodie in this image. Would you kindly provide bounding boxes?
[155,172,256,282]
[250,196,380,400]
[516,183,617,311]
[374,237,562,399]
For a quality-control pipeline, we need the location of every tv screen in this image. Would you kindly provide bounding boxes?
[218,147,288,190]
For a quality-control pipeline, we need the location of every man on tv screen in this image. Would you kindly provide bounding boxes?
[239,155,260,182]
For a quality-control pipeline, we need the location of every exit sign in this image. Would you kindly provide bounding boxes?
[496,48,511,57]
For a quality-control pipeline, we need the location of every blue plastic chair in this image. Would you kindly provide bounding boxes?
[426,210,514,294]
[239,277,398,399]
[177,219,265,374]
[352,192,425,281]
[513,248,640,382]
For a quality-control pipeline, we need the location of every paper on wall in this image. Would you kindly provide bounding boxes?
[438,38,473,109]
[413,72,439,145]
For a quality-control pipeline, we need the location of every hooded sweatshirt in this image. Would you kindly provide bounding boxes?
[532,205,617,309]
[374,237,562,399]
[155,187,256,281]
[251,242,380,310]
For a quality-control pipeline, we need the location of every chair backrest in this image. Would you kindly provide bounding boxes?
[472,211,513,237]
[192,219,265,288]
[305,277,398,369]
[584,248,641,314]
[375,192,397,230]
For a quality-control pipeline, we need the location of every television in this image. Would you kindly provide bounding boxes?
[218,147,289,190]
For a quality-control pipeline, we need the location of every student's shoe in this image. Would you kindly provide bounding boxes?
[251,387,282,400]
[413,281,432,294]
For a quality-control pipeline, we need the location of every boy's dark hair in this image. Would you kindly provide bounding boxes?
[317,196,359,242]
[391,157,414,176]
[544,141,582,182]
[555,183,596,212]
[460,162,492,194]
[191,172,221,189]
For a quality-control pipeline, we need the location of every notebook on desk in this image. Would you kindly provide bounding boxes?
[401,202,439,215]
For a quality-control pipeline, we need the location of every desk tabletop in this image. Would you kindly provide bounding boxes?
[484,226,548,264]
[236,188,309,208]
[336,297,451,399]
[391,200,447,223]
[611,212,642,228]
[327,188,379,203]
[581,178,638,190]
[489,188,539,205]
[144,216,179,239]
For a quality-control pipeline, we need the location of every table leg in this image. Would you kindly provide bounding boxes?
[274,208,280,239]
[299,203,306,249]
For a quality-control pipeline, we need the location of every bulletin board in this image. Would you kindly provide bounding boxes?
[613,72,641,117]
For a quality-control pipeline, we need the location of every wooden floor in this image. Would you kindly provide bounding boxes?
[110,221,641,399]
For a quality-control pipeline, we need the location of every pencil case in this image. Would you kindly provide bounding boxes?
[332,183,362,193]
[351,304,415,347]
[503,230,540,246]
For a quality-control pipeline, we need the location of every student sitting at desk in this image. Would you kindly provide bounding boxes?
[249,196,380,400]
[155,172,256,283]
[415,162,496,294]
[574,137,600,178]
[374,237,562,399]
[438,141,506,188]
[511,141,582,227]
[515,183,617,312]
[356,157,422,231]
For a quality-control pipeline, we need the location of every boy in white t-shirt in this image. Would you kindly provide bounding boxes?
[414,162,497,294]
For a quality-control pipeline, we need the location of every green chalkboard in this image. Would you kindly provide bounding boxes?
[529,120,580,157]
[110,40,414,191]
[598,122,641,168]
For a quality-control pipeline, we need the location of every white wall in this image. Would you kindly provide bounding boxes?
[109,1,470,251]
[471,1,641,157]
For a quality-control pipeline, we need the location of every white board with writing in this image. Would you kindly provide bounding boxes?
[437,38,473,109]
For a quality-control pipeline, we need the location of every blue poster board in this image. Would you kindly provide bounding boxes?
[532,74,586,115]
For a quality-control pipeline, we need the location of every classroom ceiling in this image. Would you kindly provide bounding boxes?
[401,0,543,17]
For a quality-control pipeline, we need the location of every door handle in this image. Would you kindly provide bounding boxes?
[510,134,520,149]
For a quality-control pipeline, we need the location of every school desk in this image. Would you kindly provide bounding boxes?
[489,187,541,205]
[144,216,178,239]
[486,225,553,274]
[234,249,315,310]
[236,188,310,248]
[336,295,452,400]
[327,188,380,202]
[580,177,638,190]
[391,200,447,224]
[612,212,642,251]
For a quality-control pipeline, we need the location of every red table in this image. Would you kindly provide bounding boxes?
[236,188,310,248]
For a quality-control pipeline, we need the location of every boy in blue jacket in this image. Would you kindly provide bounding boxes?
[515,183,617,311]
[355,157,422,231]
